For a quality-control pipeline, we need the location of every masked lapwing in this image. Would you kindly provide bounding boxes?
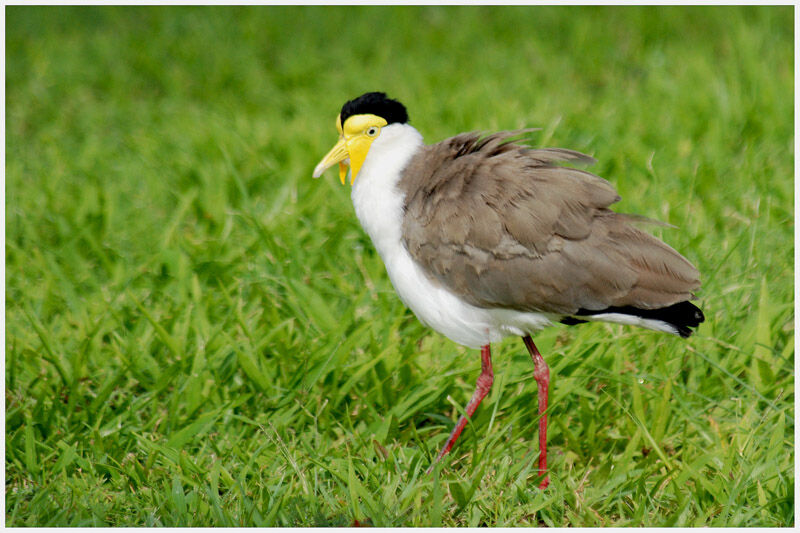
[313,92,704,488]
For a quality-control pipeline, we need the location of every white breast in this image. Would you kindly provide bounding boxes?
[350,124,554,348]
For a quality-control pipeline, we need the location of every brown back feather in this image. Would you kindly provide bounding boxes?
[399,131,700,314]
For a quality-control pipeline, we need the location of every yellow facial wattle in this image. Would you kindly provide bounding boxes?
[312,113,388,185]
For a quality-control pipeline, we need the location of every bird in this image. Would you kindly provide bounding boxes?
[312,91,704,489]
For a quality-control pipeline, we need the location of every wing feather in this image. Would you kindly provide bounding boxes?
[399,132,700,315]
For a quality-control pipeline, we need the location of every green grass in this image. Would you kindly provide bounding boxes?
[5,5,793,526]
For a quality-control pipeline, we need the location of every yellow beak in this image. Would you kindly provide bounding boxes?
[312,137,350,185]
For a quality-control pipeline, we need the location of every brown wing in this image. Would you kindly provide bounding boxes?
[399,131,701,315]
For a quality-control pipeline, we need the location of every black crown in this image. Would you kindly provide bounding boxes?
[340,92,409,126]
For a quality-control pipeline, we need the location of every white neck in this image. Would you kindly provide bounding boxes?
[350,123,424,260]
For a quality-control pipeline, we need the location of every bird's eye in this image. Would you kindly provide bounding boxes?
[366,126,379,137]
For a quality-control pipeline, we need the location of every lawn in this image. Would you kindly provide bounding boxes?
[5,5,794,526]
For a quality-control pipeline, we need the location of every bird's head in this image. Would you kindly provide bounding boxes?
[312,92,409,185]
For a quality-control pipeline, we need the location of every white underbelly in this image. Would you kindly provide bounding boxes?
[381,246,554,348]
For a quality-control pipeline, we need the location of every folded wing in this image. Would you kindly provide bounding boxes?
[399,131,701,315]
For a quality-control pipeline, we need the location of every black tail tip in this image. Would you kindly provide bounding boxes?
[563,301,705,338]
[674,303,705,338]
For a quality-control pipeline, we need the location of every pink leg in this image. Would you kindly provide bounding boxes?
[427,345,493,473]
[522,335,550,489]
